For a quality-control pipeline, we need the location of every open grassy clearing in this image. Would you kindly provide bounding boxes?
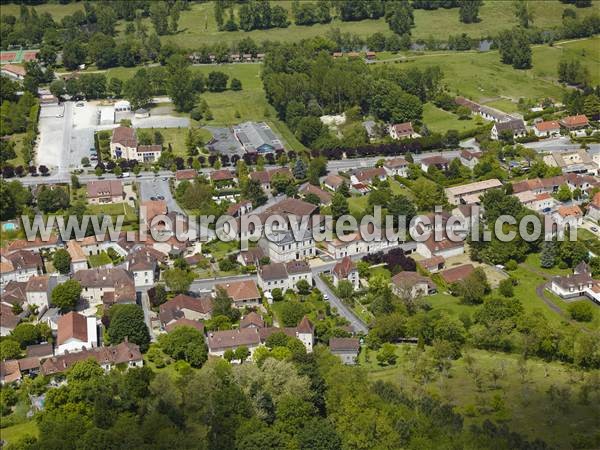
[107,1,600,49]
[532,36,600,85]
[88,251,112,268]
[386,48,566,102]
[422,103,483,134]
[0,420,39,446]
[365,347,600,449]
[137,126,211,158]
[5,132,28,168]
[1,2,83,20]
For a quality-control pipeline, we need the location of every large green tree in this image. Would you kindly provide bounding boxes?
[108,304,150,351]
[51,280,82,312]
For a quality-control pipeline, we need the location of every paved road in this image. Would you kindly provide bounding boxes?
[313,269,368,334]
[15,148,464,185]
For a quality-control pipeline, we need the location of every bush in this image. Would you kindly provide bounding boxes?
[498,278,514,297]
[505,260,518,271]
[568,302,594,322]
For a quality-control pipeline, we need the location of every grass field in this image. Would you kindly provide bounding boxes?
[1,2,83,20]
[110,1,600,48]
[532,36,600,85]
[137,126,211,158]
[365,347,600,449]
[0,421,39,446]
[422,103,483,134]
[384,48,566,102]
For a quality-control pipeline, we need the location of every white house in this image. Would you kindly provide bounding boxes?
[332,256,360,291]
[533,120,560,137]
[383,157,409,178]
[25,276,56,312]
[550,263,600,303]
[491,119,527,140]
[56,312,98,355]
[416,236,465,259]
[389,122,419,140]
[257,261,313,292]
[263,229,315,263]
[329,338,360,365]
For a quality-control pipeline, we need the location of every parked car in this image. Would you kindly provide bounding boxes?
[592,227,598,232]
[150,196,157,201]
[157,195,164,200]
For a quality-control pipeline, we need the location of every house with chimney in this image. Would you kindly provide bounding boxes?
[159,294,213,331]
[74,268,136,307]
[389,122,419,140]
[586,192,600,221]
[533,120,561,137]
[206,315,315,358]
[550,262,600,303]
[332,256,359,291]
[459,149,483,169]
[391,271,436,299]
[86,180,124,204]
[42,340,143,376]
[110,126,162,162]
[257,260,312,293]
[25,275,56,312]
[215,280,262,308]
[124,245,165,287]
[329,338,360,365]
[383,157,409,178]
[0,250,44,288]
[491,119,527,140]
[559,114,589,132]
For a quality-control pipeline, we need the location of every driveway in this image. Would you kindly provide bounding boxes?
[313,271,368,334]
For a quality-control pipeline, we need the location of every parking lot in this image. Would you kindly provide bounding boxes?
[36,100,191,173]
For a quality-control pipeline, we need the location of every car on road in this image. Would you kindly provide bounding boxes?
[122,172,130,178]
[163,178,168,181]
[592,227,598,232]
[56,113,64,118]
[157,195,164,200]
[323,294,329,300]
[150,196,157,201]
[76,102,84,107]
[90,155,98,161]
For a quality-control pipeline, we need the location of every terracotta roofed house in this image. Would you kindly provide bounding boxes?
[391,271,436,298]
[332,256,359,291]
[534,120,561,137]
[175,169,197,182]
[586,192,600,221]
[240,311,265,329]
[86,180,124,204]
[389,122,419,140]
[216,280,261,308]
[159,294,213,329]
[444,179,503,205]
[420,155,450,172]
[56,311,98,355]
[560,114,589,131]
[206,328,261,357]
[300,183,333,205]
[440,264,475,284]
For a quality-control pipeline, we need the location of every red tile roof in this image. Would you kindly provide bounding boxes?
[57,312,88,346]
[216,280,261,303]
[440,264,474,284]
[111,126,137,148]
[333,256,356,279]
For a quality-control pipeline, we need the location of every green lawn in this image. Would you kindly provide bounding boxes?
[86,202,137,222]
[481,98,521,114]
[106,1,600,48]
[532,36,600,85]
[88,251,112,268]
[1,2,83,19]
[365,347,600,449]
[137,127,211,158]
[422,103,483,134]
[0,421,39,446]
[393,48,565,102]
[5,133,28,167]
[348,195,369,216]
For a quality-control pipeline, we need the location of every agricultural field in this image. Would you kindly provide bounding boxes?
[365,347,600,449]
